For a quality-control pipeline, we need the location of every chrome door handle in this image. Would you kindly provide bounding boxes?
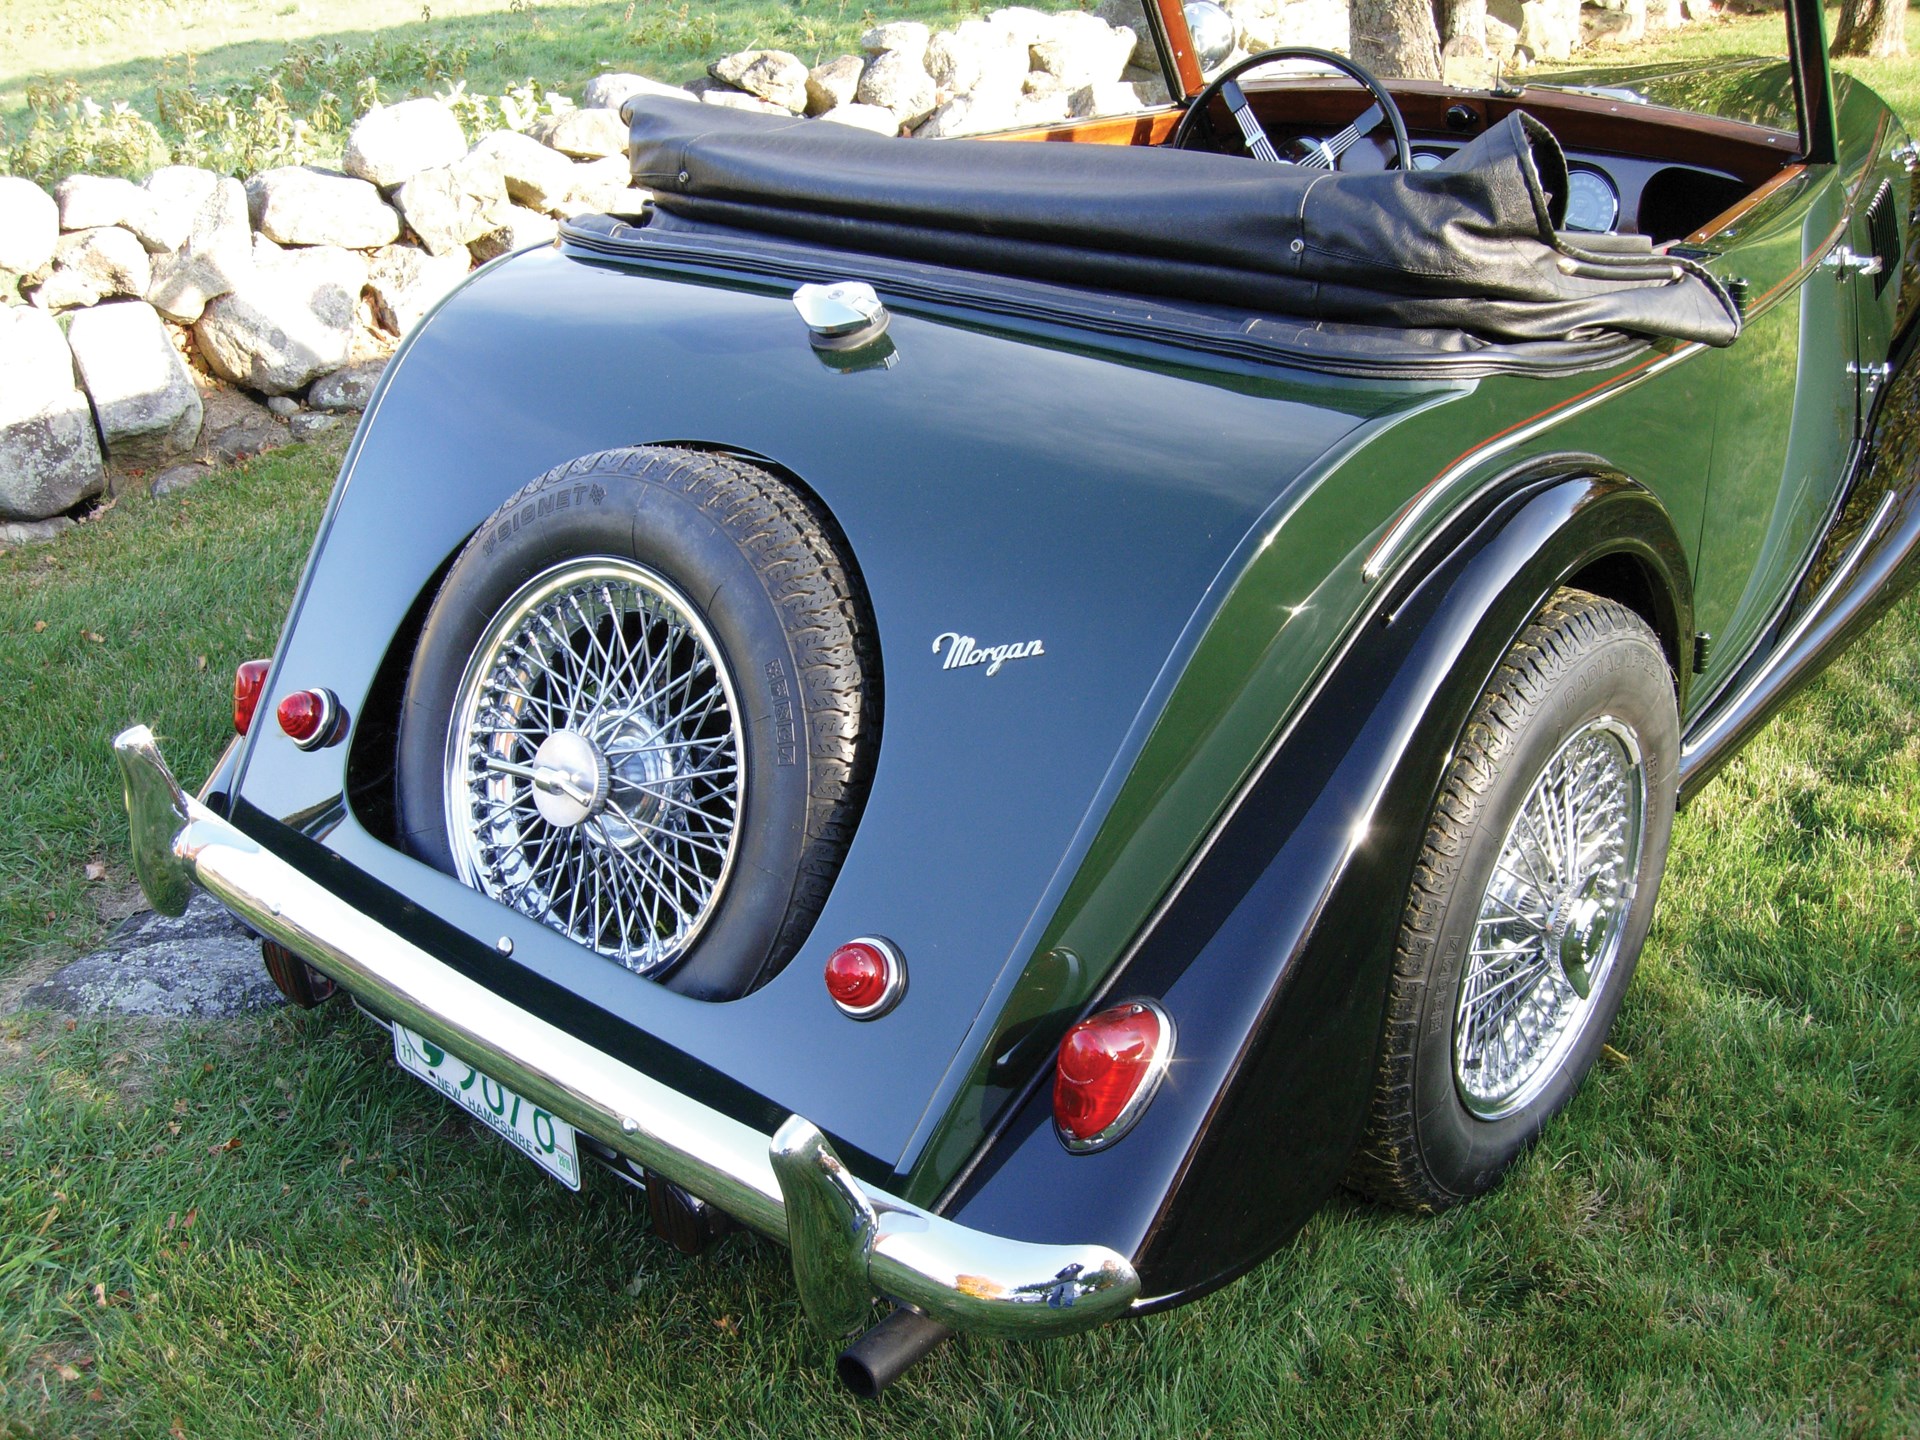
[1826,245,1884,278]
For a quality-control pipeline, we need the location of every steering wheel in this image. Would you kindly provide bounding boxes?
[1168,46,1412,172]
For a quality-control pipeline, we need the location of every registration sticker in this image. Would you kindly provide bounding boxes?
[393,1024,581,1191]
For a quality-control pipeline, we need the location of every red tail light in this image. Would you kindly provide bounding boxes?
[276,688,339,749]
[824,937,905,1019]
[233,660,270,734]
[1053,1000,1174,1152]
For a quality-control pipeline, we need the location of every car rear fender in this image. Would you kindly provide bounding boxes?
[940,464,1691,1305]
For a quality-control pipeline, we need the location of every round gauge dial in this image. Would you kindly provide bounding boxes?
[1410,149,1446,171]
[1564,168,1619,234]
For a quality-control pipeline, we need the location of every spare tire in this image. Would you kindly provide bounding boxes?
[395,446,880,999]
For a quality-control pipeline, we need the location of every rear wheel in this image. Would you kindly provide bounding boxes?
[395,446,879,999]
[1347,589,1678,1209]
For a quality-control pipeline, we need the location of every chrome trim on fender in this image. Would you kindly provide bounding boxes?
[110,725,1140,1340]
[1362,343,1704,584]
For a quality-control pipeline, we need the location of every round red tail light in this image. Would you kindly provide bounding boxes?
[233,660,270,735]
[276,687,339,749]
[1053,999,1174,1152]
[824,937,905,1019]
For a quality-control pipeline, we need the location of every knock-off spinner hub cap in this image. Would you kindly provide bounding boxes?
[445,557,745,977]
[1453,717,1646,1120]
[527,730,611,829]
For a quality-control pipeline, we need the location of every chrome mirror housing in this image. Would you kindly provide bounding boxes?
[1183,0,1237,74]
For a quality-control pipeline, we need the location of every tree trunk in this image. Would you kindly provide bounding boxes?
[1834,0,1907,57]
[1352,0,1445,78]
[1441,0,1488,49]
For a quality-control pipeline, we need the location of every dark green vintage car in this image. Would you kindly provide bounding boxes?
[114,0,1919,1394]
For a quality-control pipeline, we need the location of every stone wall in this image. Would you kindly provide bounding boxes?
[0,0,1695,548]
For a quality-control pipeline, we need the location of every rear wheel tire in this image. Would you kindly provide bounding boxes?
[395,446,879,999]
[1347,588,1678,1210]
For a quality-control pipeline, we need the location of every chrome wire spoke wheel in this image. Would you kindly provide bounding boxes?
[444,557,744,976]
[1453,716,1647,1119]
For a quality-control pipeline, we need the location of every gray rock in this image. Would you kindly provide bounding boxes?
[345,97,469,188]
[861,21,931,61]
[821,103,905,136]
[307,359,386,412]
[805,55,866,115]
[150,462,212,496]
[139,166,224,254]
[266,394,300,417]
[365,243,471,334]
[1518,0,1575,60]
[0,516,75,550]
[20,894,281,1019]
[583,72,692,111]
[0,177,58,275]
[1032,12,1136,89]
[1228,0,1350,50]
[194,245,365,395]
[470,129,578,212]
[529,107,629,159]
[697,87,792,116]
[926,21,1029,95]
[985,5,1061,48]
[1012,88,1073,129]
[36,226,151,310]
[857,50,939,127]
[207,423,282,463]
[916,91,1022,138]
[289,411,340,440]
[54,174,156,239]
[709,49,810,113]
[1069,79,1150,118]
[145,176,252,325]
[247,167,400,249]
[565,154,631,203]
[65,300,203,466]
[1486,14,1521,61]
[469,203,561,262]
[0,306,104,521]
[393,151,510,255]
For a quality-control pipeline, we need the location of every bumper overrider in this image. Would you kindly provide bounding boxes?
[112,725,1139,1339]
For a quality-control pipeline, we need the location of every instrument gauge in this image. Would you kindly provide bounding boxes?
[1565,168,1620,234]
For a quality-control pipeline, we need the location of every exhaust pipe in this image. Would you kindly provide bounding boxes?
[836,1306,954,1398]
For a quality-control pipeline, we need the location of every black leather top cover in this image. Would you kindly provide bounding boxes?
[625,96,1740,347]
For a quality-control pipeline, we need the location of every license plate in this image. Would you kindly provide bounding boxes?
[393,1024,581,1190]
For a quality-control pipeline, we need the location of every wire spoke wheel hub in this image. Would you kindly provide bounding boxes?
[1453,715,1646,1120]
[445,557,745,977]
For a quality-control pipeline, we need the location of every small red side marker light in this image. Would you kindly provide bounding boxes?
[1053,1000,1174,1152]
[824,937,905,1019]
[233,660,270,735]
[276,688,339,749]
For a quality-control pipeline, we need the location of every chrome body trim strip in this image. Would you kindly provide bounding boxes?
[110,725,1140,1340]
[1679,486,1917,797]
[1362,343,1703,583]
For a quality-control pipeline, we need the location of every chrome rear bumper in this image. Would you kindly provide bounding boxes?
[112,725,1139,1339]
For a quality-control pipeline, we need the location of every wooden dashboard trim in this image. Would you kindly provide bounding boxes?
[986,109,1183,146]
[1685,162,1809,246]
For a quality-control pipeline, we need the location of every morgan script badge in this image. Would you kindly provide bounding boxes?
[933,631,1045,676]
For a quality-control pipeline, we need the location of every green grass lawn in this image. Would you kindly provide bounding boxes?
[1,442,1915,1435]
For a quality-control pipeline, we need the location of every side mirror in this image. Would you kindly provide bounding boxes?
[1183,1,1237,74]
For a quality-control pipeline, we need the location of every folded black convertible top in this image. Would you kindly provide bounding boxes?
[624,96,1740,348]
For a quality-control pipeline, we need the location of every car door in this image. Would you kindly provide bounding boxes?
[1688,161,1860,701]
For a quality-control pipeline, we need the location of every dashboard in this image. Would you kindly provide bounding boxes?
[1406,142,1749,241]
